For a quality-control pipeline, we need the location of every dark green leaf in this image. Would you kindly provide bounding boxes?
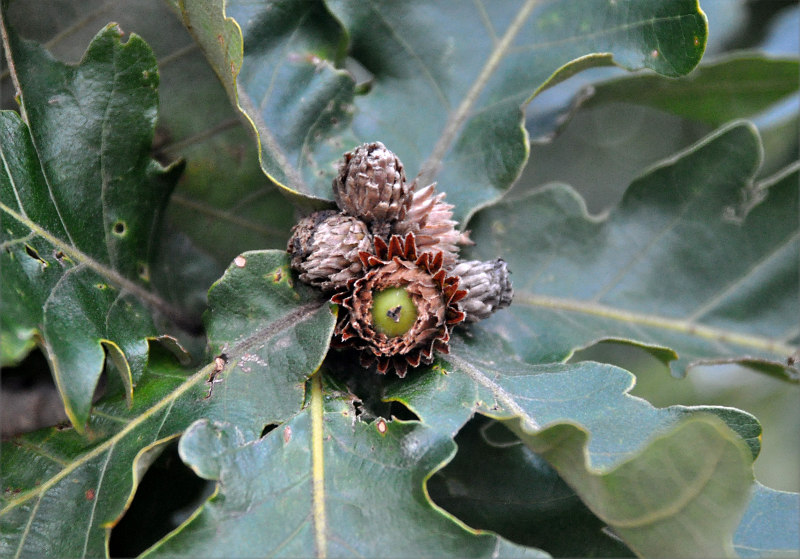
[468,123,799,379]
[143,382,547,558]
[203,250,337,437]
[0,21,190,429]
[1,0,296,265]
[0,348,206,558]
[385,334,758,557]
[0,249,334,556]
[170,0,707,221]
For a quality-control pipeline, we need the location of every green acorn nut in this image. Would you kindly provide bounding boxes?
[371,286,418,337]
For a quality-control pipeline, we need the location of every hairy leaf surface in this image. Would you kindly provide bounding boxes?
[734,483,800,558]
[203,250,337,437]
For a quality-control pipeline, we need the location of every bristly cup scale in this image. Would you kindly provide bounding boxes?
[287,142,513,378]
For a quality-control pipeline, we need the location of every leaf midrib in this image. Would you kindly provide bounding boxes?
[517,292,797,357]
[0,364,210,516]
[0,199,198,331]
[416,0,541,185]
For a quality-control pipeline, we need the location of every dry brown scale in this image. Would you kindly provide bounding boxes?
[287,141,513,377]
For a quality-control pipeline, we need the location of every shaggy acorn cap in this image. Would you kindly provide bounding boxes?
[332,141,412,235]
[331,233,467,377]
[287,210,373,292]
[392,182,466,267]
[450,259,513,322]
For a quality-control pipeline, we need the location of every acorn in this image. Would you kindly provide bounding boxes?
[287,210,373,292]
[331,234,466,377]
[392,182,465,268]
[450,259,513,322]
[332,141,412,236]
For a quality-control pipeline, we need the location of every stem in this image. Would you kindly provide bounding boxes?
[310,371,328,558]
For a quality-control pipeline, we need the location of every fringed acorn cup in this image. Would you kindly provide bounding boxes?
[331,234,466,377]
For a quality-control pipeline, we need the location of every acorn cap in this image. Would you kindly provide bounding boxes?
[450,259,513,322]
[287,210,373,292]
[332,142,412,230]
[331,234,466,377]
[393,182,464,267]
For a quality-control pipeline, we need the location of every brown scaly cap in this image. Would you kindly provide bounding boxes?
[332,141,412,234]
[331,233,467,377]
[287,210,373,292]
[450,259,513,322]
[392,182,467,268]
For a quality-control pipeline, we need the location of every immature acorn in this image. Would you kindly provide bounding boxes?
[287,210,373,292]
[332,141,412,237]
[331,234,466,377]
[450,259,513,322]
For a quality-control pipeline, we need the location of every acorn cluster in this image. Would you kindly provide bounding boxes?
[287,141,513,377]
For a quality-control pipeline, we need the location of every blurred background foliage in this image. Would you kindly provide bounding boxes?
[1,0,797,502]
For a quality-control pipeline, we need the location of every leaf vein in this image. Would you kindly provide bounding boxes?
[81,446,113,557]
[516,292,797,357]
[418,0,540,184]
[12,493,42,559]
[0,364,209,516]
[364,0,451,112]
[688,230,800,323]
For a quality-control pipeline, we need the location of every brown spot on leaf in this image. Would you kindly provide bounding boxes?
[214,355,226,373]
[283,426,292,444]
[376,418,387,435]
[86,489,95,500]
[234,255,247,268]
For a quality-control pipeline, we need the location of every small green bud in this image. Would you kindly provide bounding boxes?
[372,287,417,337]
